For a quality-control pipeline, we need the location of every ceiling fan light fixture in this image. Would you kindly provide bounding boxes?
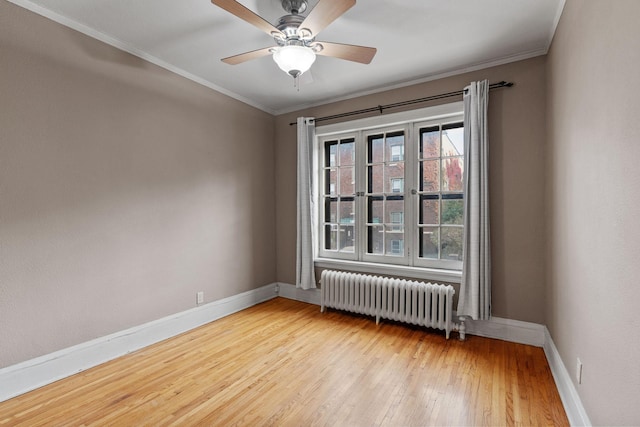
[273,45,316,78]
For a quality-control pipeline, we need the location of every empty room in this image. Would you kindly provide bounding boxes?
[1,0,639,425]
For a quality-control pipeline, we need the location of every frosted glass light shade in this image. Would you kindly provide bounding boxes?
[273,45,316,77]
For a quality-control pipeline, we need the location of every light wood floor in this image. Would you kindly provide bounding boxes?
[0,298,568,426]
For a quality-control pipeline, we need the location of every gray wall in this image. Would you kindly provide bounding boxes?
[545,0,640,424]
[276,57,548,324]
[0,2,276,368]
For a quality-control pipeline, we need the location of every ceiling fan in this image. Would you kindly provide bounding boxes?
[211,0,377,81]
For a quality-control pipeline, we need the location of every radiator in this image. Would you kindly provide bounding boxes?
[320,270,464,339]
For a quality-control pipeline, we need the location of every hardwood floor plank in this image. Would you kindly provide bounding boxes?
[0,298,568,426]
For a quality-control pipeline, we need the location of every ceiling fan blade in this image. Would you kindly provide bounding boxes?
[299,0,356,38]
[211,0,283,38]
[314,41,376,64]
[222,46,274,65]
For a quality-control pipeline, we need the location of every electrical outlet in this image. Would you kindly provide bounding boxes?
[275,284,280,294]
[196,291,204,305]
[576,358,583,384]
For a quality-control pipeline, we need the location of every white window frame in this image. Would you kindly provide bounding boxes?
[315,102,464,283]
[317,133,359,261]
[411,120,464,270]
[360,125,410,266]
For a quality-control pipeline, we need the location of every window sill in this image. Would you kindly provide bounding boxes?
[314,258,462,284]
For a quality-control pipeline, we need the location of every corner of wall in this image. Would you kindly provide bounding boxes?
[543,327,592,426]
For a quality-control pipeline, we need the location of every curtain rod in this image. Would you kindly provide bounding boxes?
[288,80,513,126]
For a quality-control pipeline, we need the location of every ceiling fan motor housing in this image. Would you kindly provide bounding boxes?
[280,0,307,14]
[275,14,312,45]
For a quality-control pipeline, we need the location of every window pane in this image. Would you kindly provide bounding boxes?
[340,225,355,252]
[367,225,384,254]
[386,234,404,256]
[386,133,404,162]
[368,135,384,163]
[325,141,337,167]
[419,227,439,259]
[326,169,337,195]
[442,126,464,156]
[340,167,355,195]
[325,224,338,250]
[325,198,337,223]
[367,197,383,224]
[340,141,355,166]
[385,198,404,224]
[441,227,463,261]
[441,199,463,225]
[385,164,404,193]
[385,163,404,178]
[420,196,439,225]
[389,216,403,233]
[420,160,439,192]
[388,177,404,194]
[442,157,464,192]
[421,127,440,159]
[340,199,355,224]
[368,164,384,193]
[390,145,404,162]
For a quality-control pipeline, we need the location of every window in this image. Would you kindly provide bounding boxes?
[418,124,464,263]
[366,130,406,259]
[322,137,356,253]
[316,103,464,272]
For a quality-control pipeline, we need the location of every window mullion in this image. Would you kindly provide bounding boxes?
[356,130,367,262]
[405,124,416,266]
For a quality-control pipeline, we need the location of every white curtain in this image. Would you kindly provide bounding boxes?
[457,80,491,320]
[296,117,317,290]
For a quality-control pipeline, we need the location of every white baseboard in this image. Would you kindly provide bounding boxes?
[543,328,592,426]
[461,315,546,347]
[277,282,321,305]
[0,283,278,403]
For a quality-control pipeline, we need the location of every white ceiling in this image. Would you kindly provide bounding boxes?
[10,0,565,114]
